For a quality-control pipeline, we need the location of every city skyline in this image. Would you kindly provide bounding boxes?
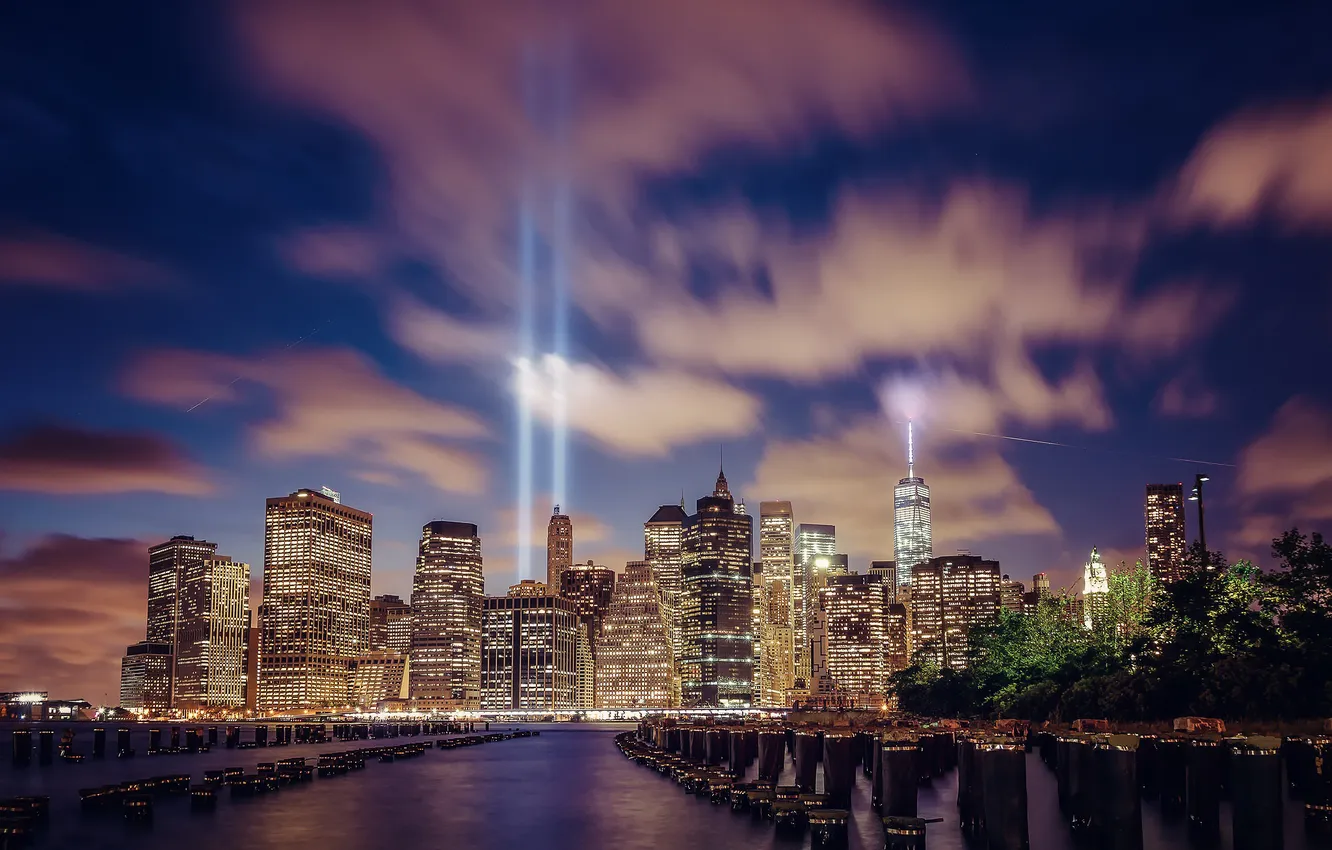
[3,2,1331,707]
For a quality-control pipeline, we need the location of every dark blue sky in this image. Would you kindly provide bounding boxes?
[2,0,1331,698]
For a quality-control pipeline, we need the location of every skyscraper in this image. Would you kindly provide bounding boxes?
[759,502,796,584]
[369,594,412,654]
[893,421,932,592]
[680,467,754,707]
[1145,483,1187,583]
[173,556,250,710]
[644,502,687,686]
[869,561,898,600]
[120,641,173,714]
[999,574,1026,613]
[560,561,616,709]
[481,584,577,710]
[259,489,372,712]
[409,521,484,708]
[596,560,676,708]
[546,506,574,592]
[910,555,1000,670]
[794,522,835,683]
[1082,548,1110,631]
[147,535,217,648]
[822,573,888,704]
[757,577,795,707]
[1032,572,1051,597]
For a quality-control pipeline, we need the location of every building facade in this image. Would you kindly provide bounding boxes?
[147,536,218,649]
[259,489,372,713]
[352,652,409,709]
[369,594,412,654]
[559,562,616,622]
[481,587,577,710]
[173,556,250,710]
[822,573,888,704]
[1145,483,1187,583]
[999,575,1026,613]
[909,555,1001,670]
[893,422,932,593]
[546,506,574,593]
[644,502,687,679]
[409,521,484,708]
[869,561,898,600]
[680,469,754,707]
[1082,548,1110,631]
[757,577,795,707]
[120,641,173,713]
[596,561,676,708]
[794,522,835,684]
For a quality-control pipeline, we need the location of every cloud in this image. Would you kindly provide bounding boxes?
[0,536,148,702]
[1173,98,1332,228]
[122,347,490,494]
[747,415,1058,562]
[493,498,610,550]
[617,186,1222,383]
[518,357,763,456]
[388,296,515,364]
[0,231,174,291]
[1234,397,1332,549]
[1154,370,1220,419]
[0,423,212,495]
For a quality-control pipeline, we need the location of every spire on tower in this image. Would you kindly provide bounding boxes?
[553,504,561,515]
[907,419,915,479]
[713,445,730,497]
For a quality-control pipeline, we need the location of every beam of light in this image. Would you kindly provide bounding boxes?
[548,37,573,513]
[933,424,1237,468]
[516,158,538,583]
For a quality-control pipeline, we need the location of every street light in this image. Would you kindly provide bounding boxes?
[1188,474,1211,566]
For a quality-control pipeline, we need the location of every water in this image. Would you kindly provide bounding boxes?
[0,722,1319,849]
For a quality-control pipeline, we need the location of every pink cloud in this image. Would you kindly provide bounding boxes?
[123,347,490,494]
[0,536,148,703]
[0,423,212,495]
[0,231,174,291]
[1233,396,1332,557]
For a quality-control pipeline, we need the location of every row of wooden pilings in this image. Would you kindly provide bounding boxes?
[623,723,1332,849]
[0,730,529,848]
[8,721,484,765]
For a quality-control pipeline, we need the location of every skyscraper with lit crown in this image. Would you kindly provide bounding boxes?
[546,506,574,592]
[644,501,687,689]
[680,467,754,707]
[893,421,932,592]
[1082,547,1110,630]
[409,521,484,708]
[758,501,796,705]
[259,488,372,712]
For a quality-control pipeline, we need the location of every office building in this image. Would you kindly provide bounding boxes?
[352,652,409,709]
[1000,575,1026,613]
[680,468,754,707]
[1032,572,1051,597]
[596,561,676,708]
[893,422,932,592]
[120,641,173,714]
[508,579,550,597]
[244,613,258,714]
[1082,548,1110,631]
[885,602,911,674]
[259,489,372,712]
[574,623,596,709]
[481,586,577,710]
[1146,483,1188,583]
[147,536,218,650]
[869,561,898,600]
[546,506,574,594]
[822,573,888,704]
[644,502,687,677]
[369,594,412,654]
[910,555,1001,670]
[409,521,484,708]
[173,556,250,710]
[794,522,836,683]
[757,577,795,707]
[807,608,832,697]
[559,562,616,623]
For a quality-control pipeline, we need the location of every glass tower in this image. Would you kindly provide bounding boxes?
[893,421,932,592]
[1145,483,1187,582]
[409,521,484,708]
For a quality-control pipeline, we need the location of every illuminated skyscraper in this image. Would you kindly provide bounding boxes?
[409,521,484,708]
[259,489,372,712]
[560,561,615,709]
[147,535,217,649]
[869,561,898,600]
[822,573,888,704]
[1145,483,1187,583]
[369,594,412,654]
[1082,548,1110,631]
[680,467,754,707]
[1033,572,1051,597]
[885,602,911,674]
[644,502,687,686]
[893,421,932,590]
[481,585,577,710]
[596,560,676,708]
[546,506,574,592]
[758,577,795,706]
[794,523,835,683]
[120,641,173,714]
[1000,575,1026,613]
[173,556,250,710]
[909,555,1000,670]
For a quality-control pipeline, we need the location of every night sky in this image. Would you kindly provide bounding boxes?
[2,0,1331,702]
